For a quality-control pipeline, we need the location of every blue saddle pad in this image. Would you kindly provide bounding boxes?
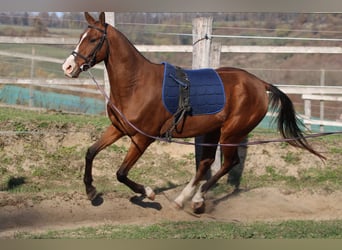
[162,62,225,116]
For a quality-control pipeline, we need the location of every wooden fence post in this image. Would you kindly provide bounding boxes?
[304,98,312,130]
[320,69,325,132]
[192,17,213,69]
[192,17,223,177]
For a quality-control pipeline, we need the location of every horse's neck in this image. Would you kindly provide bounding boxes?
[105,27,149,102]
[106,27,146,71]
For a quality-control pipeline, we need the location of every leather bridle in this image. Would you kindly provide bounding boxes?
[71,23,108,72]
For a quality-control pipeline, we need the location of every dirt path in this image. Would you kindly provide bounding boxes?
[1,186,342,238]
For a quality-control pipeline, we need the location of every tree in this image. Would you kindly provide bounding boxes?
[32,16,48,35]
[22,12,29,26]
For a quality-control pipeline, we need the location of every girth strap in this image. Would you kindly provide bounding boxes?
[165,66,192,140]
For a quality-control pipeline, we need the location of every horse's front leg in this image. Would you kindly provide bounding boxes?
[174,130,220,210]
[116,135,155,200]
[84,124,123,201]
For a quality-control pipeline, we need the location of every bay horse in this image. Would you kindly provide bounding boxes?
[62,12,324,213]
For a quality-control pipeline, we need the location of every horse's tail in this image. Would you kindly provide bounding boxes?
[265,83,326,161]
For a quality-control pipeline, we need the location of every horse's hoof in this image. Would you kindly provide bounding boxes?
[91,192,104,206]
[192,201,205,214]
[145,186,155,201]
[173,201,183,210]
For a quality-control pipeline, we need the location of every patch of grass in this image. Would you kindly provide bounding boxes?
[0,107,109,130]
[242,164,342,191]
[0,156,13,165]
[330,147,342,154]
[13,121,28,132]
[281,151,301,164]
[15,220,342,239]
[242,166,297,189]
[109,144,127,153]
[298,166,342,188]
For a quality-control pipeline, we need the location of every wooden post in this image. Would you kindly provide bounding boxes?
[210,42,222,68]
[192,17,213,69]
[320,69,325,132]
[104,12,115,115]
[192,17,223,177]
[304,98,312,130]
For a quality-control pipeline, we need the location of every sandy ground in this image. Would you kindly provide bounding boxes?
[1,186,342,238]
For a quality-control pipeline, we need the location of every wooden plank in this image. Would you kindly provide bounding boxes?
[0,50,63,63]
[303,118,342,127]
[136,45,192,52]
[221,45,342,54]
[0,36,77,44]
[0,50,105,70]
[276,85,342,95]
[138,45,342,54]
[302,94,342,102]
[1,36,342,54]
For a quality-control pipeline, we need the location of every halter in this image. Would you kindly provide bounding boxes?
[71,23,108,72]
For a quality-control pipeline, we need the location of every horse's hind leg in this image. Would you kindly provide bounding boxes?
[84,124,123,201]
[191,135,245,213]
[191,146,239,213]
[174,129,220,209]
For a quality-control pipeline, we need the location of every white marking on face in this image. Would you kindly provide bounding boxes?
[75,31,88,54]
[62,55,76,77]
[62,31,89,77]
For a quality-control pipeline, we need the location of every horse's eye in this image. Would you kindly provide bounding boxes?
[90,38,97,43]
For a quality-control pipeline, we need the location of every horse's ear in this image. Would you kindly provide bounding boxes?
[84,12,95,24]
[99,12,105,24]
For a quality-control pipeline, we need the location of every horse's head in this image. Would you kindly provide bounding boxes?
[62,12,109,78]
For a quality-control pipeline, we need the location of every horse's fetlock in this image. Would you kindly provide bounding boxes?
[83,176,93,186]
[116,171,127,183]
[85,148,96,161]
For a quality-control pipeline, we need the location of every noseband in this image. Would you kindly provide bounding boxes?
[71,23,108,72]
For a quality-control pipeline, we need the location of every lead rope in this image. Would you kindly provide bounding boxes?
[86,70,342,148]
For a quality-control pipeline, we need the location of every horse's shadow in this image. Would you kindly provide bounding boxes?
[90,183,249,213]
[89,192,163,210]
[90,182,183,210]
[203,187,250,214]
[128,182,181,211]
[129,195,162,210]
